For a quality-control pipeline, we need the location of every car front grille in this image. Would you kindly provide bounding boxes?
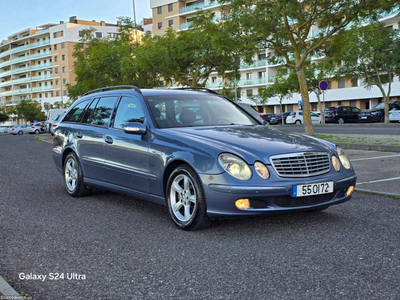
[273,189,346,207]
[270,152,330,177]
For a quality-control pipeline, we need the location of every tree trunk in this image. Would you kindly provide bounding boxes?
[295,66,314,135]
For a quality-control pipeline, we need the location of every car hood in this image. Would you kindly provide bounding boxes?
[167,125,335,164]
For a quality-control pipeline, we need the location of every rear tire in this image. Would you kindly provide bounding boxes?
[295,120,301,124]
[35,129,40,134]
[64,152,92,197]
[338,118,345,124]
[18,131,23,135]
[166,165,211,230]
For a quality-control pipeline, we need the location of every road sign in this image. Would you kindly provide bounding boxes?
[298,100,302,107]
[319,80,328,91]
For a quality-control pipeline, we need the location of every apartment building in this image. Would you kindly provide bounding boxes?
[150,1,400,113]
[0,16,120,126]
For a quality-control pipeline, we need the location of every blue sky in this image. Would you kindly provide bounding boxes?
[0,0,152,39]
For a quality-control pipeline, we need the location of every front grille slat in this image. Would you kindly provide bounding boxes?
[270,152,330,178]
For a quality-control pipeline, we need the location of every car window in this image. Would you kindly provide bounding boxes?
[311,112,318,117]
[351,107,361,113]
[63,100,91,123]
[113,96,145,129]
[299,111,303,116]
[81,99,99,124]
[89,96,118,127]
[342,107,351,112]
[146,94,257,128]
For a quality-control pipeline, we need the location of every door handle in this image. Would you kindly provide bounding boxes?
[76,131,83,138]
[104,136,113,144]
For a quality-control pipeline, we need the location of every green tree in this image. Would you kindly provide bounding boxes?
[13,101,45,123]
[326,22,400,123]
[220,0,395,135]
[0,107,9,123]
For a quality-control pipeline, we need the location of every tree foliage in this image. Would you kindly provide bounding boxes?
[13,101,45,123]
[220,0,396,135]
[0,108,9,123]
[326,22,400,122]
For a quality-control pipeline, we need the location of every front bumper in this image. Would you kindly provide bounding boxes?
[200,173,357,218]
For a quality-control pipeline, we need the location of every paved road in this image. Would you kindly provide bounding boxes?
[279,123,400,135]
[0,134,399,300]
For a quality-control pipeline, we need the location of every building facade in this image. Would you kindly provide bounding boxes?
[0,16,120,127]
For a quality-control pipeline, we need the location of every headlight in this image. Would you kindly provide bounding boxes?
[218,153,252,180]
[337,147,351,169]
[332,155,341,171]
[254,161,270,179]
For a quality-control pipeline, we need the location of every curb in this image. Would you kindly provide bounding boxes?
[0,275,21,298]
[336,142,400,153]
[355,188,400,198]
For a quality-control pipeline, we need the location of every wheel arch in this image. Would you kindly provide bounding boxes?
[163,159,197,200]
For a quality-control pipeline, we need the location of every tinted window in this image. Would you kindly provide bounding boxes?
[113,97,145,129]
[63,100,90,123]
[81,98,99,124]
[89,97,118,127]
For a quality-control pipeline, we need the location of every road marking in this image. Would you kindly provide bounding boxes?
[351,154,400,161]
[357,176,400,185]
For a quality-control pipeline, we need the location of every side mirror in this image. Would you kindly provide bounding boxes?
[124,122,147,135]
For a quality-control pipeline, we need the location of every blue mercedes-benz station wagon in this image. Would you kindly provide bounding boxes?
[53,86,357,230]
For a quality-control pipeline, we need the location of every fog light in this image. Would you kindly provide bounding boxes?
[345,186,355,196]
[235,199,250,209]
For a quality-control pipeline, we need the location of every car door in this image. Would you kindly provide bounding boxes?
[75,96,118,181]
[310,112,320,124]
[351,107,361,122]
[103,95,150,193]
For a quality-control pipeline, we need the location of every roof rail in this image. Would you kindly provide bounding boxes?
[170,87,220,95]
[82,85,142,96]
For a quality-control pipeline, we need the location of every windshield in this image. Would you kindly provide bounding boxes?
[373,102,385,109]
[146,94,259,128]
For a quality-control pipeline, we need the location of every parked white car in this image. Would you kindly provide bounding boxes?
[286,111,321,124]
[389,109,400,123]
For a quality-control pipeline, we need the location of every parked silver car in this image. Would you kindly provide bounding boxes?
[11,124,29,135]
[50,114,64,135]
[28,123,44,134]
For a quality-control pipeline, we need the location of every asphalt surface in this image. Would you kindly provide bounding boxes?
[0,133,399,300]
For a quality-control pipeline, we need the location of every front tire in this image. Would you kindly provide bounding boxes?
[166,165,211,230]
[64,152,92,197]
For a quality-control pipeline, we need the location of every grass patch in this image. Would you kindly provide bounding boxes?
[316,134,400,146]
[34,136,49,143]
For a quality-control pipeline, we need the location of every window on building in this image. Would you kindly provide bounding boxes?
[62,55,65,61]
[246,89,253,96]
[287,104,293,111]
[212,77,217,83]
[158,22,163,30]
[63,90,67,96]
[386,25,393,30]
[246,73,252,80]
[351,79,358,87]
[107,32,119,38]
[157,6,162,14]
[60,31,64,37]
[169,20,174,28]
[54,44,57,50]
[55,56,58,62]
[55,68,58,74]
[55,79,59,85]
[78,31,83,37]
[53,32,57,38]
[258,53,266,60]
[61,43,65,49]
[96,32,102,38]
[63,78,67,84]
[328,81,332,89]
[258,71,266,79]
[62,66,66,73]
[338,79,345,89]
[56,91,59,96]
[168,3,173,12]
[45,93,48,98]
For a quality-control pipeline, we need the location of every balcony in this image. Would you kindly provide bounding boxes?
[0,70,12,78]
[0,60,11,68]
[10,44,30,54]
[238,77,267,86]
[0,90,14,97]
[240,59,267,69]
[31,51,52,60]
[0,49,11,59]
[31,74,53,81]
[179,1,217,14]
[12,66,30,74]
[31,62,52,70]
[32,85,53,92]
[30,40,51,49]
